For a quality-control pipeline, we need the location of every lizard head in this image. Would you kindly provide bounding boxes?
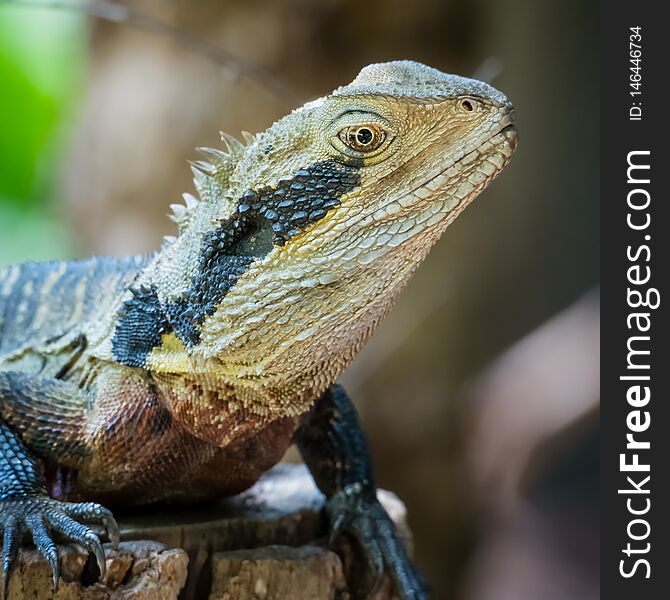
[141,61,516,392]
[223,60,516,252]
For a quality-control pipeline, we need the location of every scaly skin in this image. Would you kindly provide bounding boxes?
[0,61,516,598]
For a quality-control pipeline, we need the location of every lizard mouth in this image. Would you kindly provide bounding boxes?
[315,116,518,242]
[492,123,518,155]
[405,121,517,200]
[366,118,517,230]
[498,121,518,139]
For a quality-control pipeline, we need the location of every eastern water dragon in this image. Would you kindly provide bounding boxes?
[0,61,517,599]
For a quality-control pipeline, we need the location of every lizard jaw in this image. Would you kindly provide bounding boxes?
[363,118,518,238]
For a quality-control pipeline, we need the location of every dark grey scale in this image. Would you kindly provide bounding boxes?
[111,285,170,367]
[164,211,259,347]
[0,414,47,500]
[249,160,360,246]
[161,160,359,349]
[165,244,257,347]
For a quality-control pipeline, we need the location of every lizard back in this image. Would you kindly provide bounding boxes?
[0,256,148,360]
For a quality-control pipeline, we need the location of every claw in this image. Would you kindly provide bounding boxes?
[1,519,20,600]
[329,512,346,546]
[64,502,120,549]
[27,513,60,591]
[0,496,119,595]
[87,532,107,579]
[45,510,107,579]
[102,511,120,550]
[366,543,385,595]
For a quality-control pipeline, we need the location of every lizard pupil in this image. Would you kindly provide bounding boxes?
[341,124,385,152]
[356,128,373,145]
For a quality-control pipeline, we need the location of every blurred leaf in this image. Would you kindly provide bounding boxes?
[0,4,85,206]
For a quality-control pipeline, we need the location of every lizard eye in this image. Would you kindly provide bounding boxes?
[339,125,386,152]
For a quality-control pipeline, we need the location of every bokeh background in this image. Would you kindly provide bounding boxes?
[0,1,599,598]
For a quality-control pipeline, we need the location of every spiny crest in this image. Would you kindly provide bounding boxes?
[167,192,199,231]
[193,130,255,187]
[165,130,257,240]
[190,130,256,199]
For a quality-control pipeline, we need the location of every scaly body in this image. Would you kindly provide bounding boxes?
[0,61,516,598]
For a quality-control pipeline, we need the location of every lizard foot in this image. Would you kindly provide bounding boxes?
[327,483,428,600]
[0,496,119,598]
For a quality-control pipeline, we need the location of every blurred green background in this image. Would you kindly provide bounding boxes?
[0,1,599,598]
[0,4,84,262]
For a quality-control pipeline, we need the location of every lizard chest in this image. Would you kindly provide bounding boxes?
[49,366,300,505]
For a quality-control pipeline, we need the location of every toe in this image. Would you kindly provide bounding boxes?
[0,496,119,597]
[45,511,107,579]
[26,514,60,592]
[376,519,412,588]
[350,515,385,592]
[329,512,346,545]
[1,519,22,600]
[84,531,107,579]
[65,502,120,549]
[328,498,427,600]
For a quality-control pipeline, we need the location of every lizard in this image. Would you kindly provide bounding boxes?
[0,60,516,599]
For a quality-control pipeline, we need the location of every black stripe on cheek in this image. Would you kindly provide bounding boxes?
[112,285,170,367]
[165,254,255,346]
[239,159,361,246]
[169,159,360,347]
[122,159,361,351]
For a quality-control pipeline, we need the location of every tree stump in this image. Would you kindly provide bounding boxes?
[2,464,411,599]
[3,541,188,600]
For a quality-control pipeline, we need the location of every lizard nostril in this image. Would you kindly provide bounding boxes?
[460,99,475,112]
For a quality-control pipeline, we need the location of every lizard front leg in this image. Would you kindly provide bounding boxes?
[295,384,427,600]
[0,372,119,598]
